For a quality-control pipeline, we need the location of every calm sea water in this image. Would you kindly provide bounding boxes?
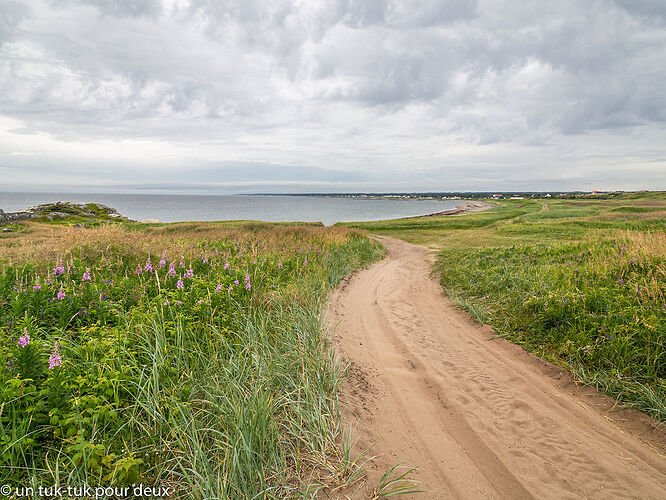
[0,192,459,226]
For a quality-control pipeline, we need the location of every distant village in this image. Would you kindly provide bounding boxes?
[293,190,630,201]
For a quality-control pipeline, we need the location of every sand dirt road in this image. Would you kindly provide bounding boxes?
[327,237,666,499]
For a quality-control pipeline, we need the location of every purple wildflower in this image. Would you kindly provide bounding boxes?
[224,262,230,270]
[82,270,91,281]
[215,284,223,292]
[168,263,176,277]
[228,285,233,292]
[57,290,66,300]
[184,268,194,279]
[234,280,239,285]
[144,259,153,272]
[159,258,167,268]
[33,284,42,291]
[136,265,143,275]
[53,266,65,276]
[176,300,182,305]
[245,282,251,290]
[179,261,185,269]
[177,279,184,290]
[48,343,62,369]
[18,331,30,348]
[202,257,208,264]
[198,299,204,304]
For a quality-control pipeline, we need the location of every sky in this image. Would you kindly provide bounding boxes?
[1,0,665,194]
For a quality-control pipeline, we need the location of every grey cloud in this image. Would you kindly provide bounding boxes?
[0,0,664,192]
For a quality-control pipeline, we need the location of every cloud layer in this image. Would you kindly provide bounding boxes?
[1,0,665,192]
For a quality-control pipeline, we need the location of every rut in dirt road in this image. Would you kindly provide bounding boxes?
[327,237,666,499]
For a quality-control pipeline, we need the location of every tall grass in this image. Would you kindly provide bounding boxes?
[436,232,665,420]
[0,221,384,497]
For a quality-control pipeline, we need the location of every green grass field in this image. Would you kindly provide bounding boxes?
[0,220,384,497]
[341,193,666,420]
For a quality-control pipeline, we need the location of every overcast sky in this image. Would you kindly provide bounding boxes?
[1,0,665,193]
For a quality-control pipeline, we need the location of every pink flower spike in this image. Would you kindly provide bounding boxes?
[48,343,62,369]
[198,299,204,304]
[18,331,30,348]
[177,278,184,289]
[163,300,169,305]
[224,262,230,270]
[144,259,153,272]
[184,269,194,279]
[33,284,42,291]
[179,261,185,268]
[176,300,182,305]
[228,286,233,292]
[245,282,251,290]
[82,270,91,281]
[215,284,223,292]
[136,265,143,275]
[159,258,166,268]
[57,290,66,300]
[167,263,176,277]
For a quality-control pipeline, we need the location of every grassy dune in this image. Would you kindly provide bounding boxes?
[342,193,666,420]
[0,220,384,497]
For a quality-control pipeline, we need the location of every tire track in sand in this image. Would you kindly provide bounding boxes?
[327,237,666,499]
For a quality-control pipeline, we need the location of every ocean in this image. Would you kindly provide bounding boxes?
[0,192,460,226]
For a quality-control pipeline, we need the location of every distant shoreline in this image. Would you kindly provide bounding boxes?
[401,200,494,219]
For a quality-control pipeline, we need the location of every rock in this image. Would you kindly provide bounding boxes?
[0,202,134,224]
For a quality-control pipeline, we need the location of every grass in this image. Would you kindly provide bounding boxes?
[0,219,385,497]
[341,193,666,421]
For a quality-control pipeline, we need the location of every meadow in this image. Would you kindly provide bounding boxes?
[342,193,666,420]
[0,219,384,498]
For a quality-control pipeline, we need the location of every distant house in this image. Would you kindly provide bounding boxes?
[545,193,552,197]
[509,196,524,200]
[492,194,502,199]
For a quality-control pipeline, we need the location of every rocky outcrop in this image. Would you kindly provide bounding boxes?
[0,202,133,225]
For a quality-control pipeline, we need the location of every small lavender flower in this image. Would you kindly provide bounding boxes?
[234,280,239,285]
[184,268,194,279]
[277,261,282,269]
[144,259,153,272]
[33,284,42,291]
[168,263,176,277]
[202,257,208,264]
[159,257,167,268]
[198,299,204,304]
[179,261,185,268]
[215,284,223,292]
[245,282,251,290]
[176,300,182,305]
[82,270,91,281]
[136,265,143,275]
[228,285,233,292]
[224,262,230,270]
[177,279,184,289]
[57,290,66,300]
